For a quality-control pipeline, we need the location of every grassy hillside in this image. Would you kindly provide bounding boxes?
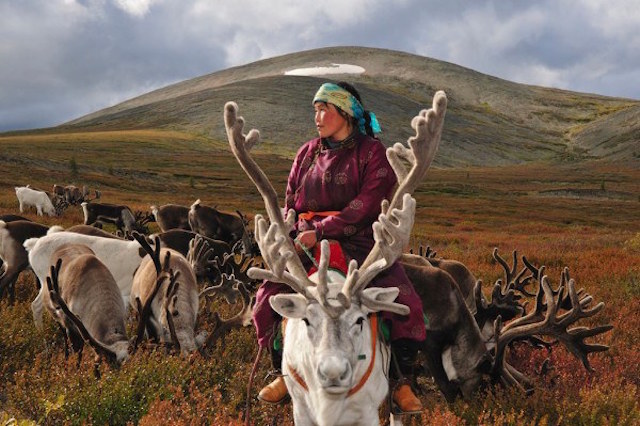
[46,46,639,166]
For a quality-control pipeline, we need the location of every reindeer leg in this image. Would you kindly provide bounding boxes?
[421,338,459,403]
[0,268,20,303]
[6,272,21,305]
[93,356,102,380]
[55,323,71,359]
[76,343,84,368]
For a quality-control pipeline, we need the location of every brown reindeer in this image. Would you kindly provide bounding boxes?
[44,244,130,371]
[188,200,255,256]
[151,204,191,232]
[0,220,50,303]
[45,243,161,375]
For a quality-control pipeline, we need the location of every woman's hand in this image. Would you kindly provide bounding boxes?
[295,230,317,253]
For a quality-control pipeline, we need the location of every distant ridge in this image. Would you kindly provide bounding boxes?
[61,46,639,166]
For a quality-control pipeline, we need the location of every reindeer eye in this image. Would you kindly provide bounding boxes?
[302,318,310,327]
[355,317,365,331]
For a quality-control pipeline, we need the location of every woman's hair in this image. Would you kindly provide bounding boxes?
[335,81,375,137]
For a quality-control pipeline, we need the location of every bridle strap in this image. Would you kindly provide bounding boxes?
[347,314,377,397]
[285,315,378,398]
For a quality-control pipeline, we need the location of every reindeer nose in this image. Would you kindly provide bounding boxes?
[317,356,352,385]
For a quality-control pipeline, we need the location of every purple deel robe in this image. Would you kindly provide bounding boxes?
[252,133,426,349]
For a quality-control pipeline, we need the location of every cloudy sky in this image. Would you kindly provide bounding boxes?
[1,0,638,131]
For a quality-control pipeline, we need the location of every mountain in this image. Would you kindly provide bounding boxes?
[61,46,639,166]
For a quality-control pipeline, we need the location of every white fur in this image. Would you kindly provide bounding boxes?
[272,282,397,426]
[25,231,145,329]
[442,346,459,381]
[15,186,56,216]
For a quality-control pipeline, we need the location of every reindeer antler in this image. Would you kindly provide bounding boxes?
[187,234,218,281]
[132,233,182,349]
[225,102,316,299]
[200,272,242,305]
[492,267,613,390]
[341,91,447,302]
[203,277,254,349]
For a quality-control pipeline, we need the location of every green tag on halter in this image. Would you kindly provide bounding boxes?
[358,354,366,360]
[273,327,283,351]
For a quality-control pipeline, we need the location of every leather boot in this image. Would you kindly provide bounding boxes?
[257,348,289,404]
[258,376,288,404]
[392,381,423,413]
[391,339,423,414]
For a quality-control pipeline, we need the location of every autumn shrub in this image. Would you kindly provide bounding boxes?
[0,160,638,425]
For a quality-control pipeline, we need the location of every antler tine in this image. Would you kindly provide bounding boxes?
[313,240,346,318]
[340,194,416,303]
[493,248,517,288]
[46,259,118,363]
[225,102,314,298]
[522,255,540,279]
[133,232,162,274]
[557,267,589,310]
[164,270,181,350]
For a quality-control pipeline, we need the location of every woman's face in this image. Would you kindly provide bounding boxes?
[314,102,351,141]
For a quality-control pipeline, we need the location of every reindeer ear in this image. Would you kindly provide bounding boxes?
[270,294,309,319]
[360,287,404,315]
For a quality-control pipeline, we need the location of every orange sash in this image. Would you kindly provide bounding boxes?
[298,211,341,221]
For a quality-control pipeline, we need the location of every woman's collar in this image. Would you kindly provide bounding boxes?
[321,131,359,151]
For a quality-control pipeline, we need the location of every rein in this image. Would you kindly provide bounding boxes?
[285,315,379,398]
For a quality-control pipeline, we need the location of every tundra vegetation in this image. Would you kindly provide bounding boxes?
[0,128,638,425]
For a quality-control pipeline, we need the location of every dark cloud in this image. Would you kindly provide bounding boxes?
[1,0,638,131]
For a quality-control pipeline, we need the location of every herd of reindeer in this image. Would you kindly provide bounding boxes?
[2,185,260,358]
[0,91,614,425]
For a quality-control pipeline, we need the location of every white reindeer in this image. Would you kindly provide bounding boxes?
[15,186,58,216]
[25,230,148,329]
[224,91,447,425]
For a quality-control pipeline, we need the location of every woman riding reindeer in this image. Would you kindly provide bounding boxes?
[252,82,426,413]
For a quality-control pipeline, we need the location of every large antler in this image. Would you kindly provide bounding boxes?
[492,267,613,390]
[340,91,447,303]
[225,102,317,300]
